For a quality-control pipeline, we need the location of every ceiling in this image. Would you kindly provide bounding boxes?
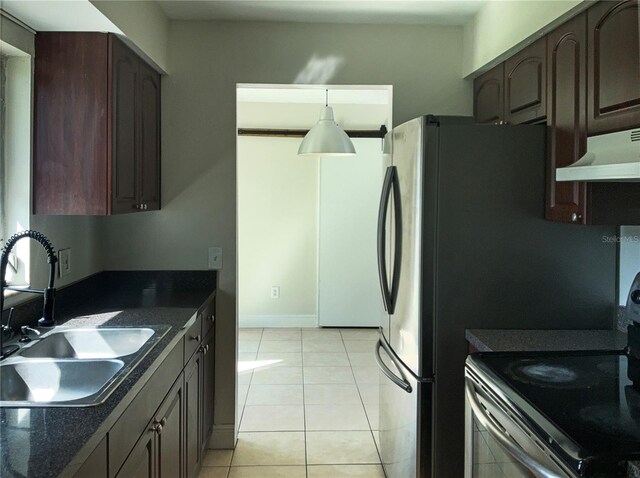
[158,0,487,25]
[237,85,392,105]
[1,0,121,33]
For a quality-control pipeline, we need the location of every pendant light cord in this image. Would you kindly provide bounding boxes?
[325,89,328,107]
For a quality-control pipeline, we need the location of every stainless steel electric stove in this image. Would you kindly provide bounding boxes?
[465,350,640,478]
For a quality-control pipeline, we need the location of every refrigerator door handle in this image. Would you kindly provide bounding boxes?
[377,166,395,312]
[375,338,412,393]
[389,164,402,314]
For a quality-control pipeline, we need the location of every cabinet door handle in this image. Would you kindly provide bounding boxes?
[208,315,215,322]
[190,334,201,342]
[150,420,163,434]
[571,212,582,223]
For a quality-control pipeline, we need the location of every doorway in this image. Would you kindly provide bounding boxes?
[236,84,393,330]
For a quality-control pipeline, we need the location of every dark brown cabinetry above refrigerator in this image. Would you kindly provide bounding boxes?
[34,33,161,215]
[473,0,640,225]
[473,64,505,125]
[473,37,547,126]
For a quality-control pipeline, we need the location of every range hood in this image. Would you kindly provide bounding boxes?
[556,128,640,182]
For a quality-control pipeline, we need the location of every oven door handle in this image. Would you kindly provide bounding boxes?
[465,378,562,478]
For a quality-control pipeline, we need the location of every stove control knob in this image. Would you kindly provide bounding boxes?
[632,290,640,305]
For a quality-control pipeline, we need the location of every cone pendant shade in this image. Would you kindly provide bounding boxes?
[298,106,356,156]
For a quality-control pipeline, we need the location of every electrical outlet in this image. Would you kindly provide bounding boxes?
[58,248,71,278]
[271,286,280,299]
[208,247,223,270]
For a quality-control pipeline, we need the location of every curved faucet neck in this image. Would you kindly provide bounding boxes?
[1,230,58,358]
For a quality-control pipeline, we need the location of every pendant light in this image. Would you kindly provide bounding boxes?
[298,89,356,156]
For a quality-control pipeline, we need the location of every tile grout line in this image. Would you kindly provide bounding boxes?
[342,329,385,468]
[301,329,309,478]
[230,327,264,473]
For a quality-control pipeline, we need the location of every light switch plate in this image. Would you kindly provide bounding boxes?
[58,248,71,278]
[208,247,223,270]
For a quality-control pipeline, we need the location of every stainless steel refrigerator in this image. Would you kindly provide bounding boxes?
[375,116,617,478]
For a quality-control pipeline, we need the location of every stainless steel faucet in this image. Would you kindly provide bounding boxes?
[0,230,58,359]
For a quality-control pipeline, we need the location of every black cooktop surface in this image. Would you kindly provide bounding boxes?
[473,351,640,474]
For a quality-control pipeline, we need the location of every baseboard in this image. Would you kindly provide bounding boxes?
[239,314,318,328]
[208,424,236,449]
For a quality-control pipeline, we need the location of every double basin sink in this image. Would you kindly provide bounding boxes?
[1,326,169,407]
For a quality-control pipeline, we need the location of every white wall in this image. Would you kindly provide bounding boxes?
[90,0,169,72]
[237,135,319,326]
[318,138,386,327]
[97,20,471,446]
[462,0,588,76]
[620,226,640,305]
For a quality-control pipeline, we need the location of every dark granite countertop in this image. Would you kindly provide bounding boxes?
[0,271,216,478]
[466,328,628,353]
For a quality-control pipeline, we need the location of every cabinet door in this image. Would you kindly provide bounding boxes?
[546,13,589,224]
[201,332,215,453]
[588,0,640,135]
[34,33,110,215]
[184,352,202,478]
[505,37,547,124]
[115,428,156,478]
[74,437,107,478]
[156,375,184,478]
[138,61,161,211]
[473,64,504,124]
[111,36,139,214]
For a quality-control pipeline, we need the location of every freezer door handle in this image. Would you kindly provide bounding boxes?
[465,378,562,478]
[375,338,412,393]
[376,166,401,314]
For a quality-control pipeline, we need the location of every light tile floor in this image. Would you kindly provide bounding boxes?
[200,327,385,478]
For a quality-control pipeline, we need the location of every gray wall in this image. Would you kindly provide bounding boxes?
[98,20,472,445]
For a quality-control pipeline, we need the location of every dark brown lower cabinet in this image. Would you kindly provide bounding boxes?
[157,375,185,478]
[115,428,155,478]
[185,351,202,478]
[76,295,217,478]
[116,374,184,478]
[185,328,215,478]
[201,331,215,453]
[74,437,108,478]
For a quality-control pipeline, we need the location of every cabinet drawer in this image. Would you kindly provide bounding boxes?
[109,339,184,477]
[184,314,203,364]
[201,297,215,338]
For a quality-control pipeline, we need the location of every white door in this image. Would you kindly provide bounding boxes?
[318,138,386,327]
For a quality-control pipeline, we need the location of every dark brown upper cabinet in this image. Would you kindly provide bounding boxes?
[505,37,547,124]
[587,0,640,135]
[34,33,161,215]
[473,64,505,124]
[546,12,588,224]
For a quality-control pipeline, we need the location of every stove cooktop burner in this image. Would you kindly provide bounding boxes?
[504,359,599,389]
[521,364,578,383]
[577,400,640,444]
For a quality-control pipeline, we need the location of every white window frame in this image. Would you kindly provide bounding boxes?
[1,43,32,292]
